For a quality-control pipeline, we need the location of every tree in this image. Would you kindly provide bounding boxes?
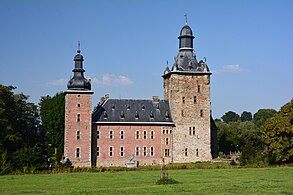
[39,92,65,165]
[253,109,277,127]
[221,111,240,123]
[240,111,252,122]
[261,99,293,164]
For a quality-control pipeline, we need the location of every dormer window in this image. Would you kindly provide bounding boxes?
[120,111,125,118]
[150,111,154,119]
[135,111,139,119]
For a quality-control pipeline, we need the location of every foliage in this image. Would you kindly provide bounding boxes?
[39,92,65,165]
[241,111,252,122]
[261,99,293,164]
[221,111,240,123]
[253,109,277,127]
[0,152,12,175]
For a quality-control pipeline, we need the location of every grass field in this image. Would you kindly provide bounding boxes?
[0,167,292,195]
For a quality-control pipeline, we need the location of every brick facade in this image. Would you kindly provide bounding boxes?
[64,91,93,167]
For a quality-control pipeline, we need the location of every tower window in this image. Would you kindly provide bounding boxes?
[136,146,139,156]
[97,146,100,156]
[196,148,199,157]
[150,131,154,139]
[77,104,81,108]
[194,96,197,103]
[182,97,185,104]
[185,148,188,156]
[76,114,80,123]
[189,127,192,135]
[193,127,195,135]
[109,147,113,156]
[165,138,169,145]
[198,85,200,93]
[120,130,124,139]
[76,148,80,158]
[120,146,124,157]
[164,149,170,157]
[136,130,139,139]
[150,147,154,156]
[109,130,113,139]
[200,109,203,117]
[143,146,147,156]
[97,130,100,139]
[143,130,147,139]
[181,110,184,117]
[76,130,80,140]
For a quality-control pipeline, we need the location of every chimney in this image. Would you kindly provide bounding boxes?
[152,96,159,103]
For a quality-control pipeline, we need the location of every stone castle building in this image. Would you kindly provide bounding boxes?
[64,23,217,167]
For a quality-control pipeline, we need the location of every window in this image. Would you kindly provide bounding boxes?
[193,127,195,135]
[77,94,80,98]
[163,129,165,134]
[109,130,113,139]
[120,130,124,139]
[164,149,170,157]
[150,147,154,156]
[97,130,100,139]
[165,138,169,145]
[170,130,172,134]
[77,104,80,108]
[182,96,185,104]
[76,130,80,140]
[136,130,139,139]
[143,130,147,139]
[189,127,192,135]
[97,147,100,156]
[181,110,184,117]
[143,147,147,156]
[109,147,113,156]
[166,130,168,134]
[198,85,200,93]
[185,148,188,156]
[77,113,80,123]
[76,148,80,158]
[194,96,197,103]
[200,109,203,117]
[196,148,199,157]
[150,131,154,139]
[120,146,124,157]
[136,146,139,156]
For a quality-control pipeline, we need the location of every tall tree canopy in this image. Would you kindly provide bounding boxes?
[241,111,252,122]
[253,109,277,127]
[221,111,240,123]
[39,92,65,164]
[261,99,293,164]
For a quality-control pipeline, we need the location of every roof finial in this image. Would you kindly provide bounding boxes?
[184,14,188,24]
[77,41,81,53]
[166,60,169,67]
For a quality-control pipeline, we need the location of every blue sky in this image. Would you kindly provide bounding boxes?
[0,0,292,119]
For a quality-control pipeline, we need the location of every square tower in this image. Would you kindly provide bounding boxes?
[64,46,93,167]
[163,23,212,162]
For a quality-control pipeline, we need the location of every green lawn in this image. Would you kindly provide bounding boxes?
[0,167,292,195]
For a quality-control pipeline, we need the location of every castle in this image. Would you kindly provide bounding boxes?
[64,23,217,167]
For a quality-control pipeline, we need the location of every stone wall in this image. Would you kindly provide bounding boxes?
[164,73,212,162]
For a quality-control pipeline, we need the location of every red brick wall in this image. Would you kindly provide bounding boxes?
[94,124,173,167]
[64,91,93,167]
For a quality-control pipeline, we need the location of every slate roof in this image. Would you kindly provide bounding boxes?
[92,99,173,124]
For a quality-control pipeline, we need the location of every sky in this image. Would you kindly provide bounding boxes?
[0,0,292,119]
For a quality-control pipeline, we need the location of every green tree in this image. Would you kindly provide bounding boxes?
[39,92,65,165]
[253,109,277,127]
[221,111,240,123]
[261,99,293,164]
[241,111,252,122]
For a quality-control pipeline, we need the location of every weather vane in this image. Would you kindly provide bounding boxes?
[184,14,188,23]
[77,41,81,53]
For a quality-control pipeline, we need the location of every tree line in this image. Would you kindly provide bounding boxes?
[0,84,292,174]
[216,101,292,165]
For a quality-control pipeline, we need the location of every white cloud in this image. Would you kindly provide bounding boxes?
[89,74,133,87]
[47,78,68,86]
[222,64,241,73]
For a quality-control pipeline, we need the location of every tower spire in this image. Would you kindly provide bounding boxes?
[184,14,188,24]
[77,41,81,53]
